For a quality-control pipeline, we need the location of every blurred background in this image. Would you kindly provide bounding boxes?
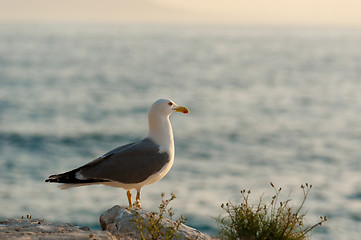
[0,1,361,239]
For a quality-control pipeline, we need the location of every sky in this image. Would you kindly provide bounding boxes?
[0,0,361,25]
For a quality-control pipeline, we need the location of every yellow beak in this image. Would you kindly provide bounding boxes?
[173,106,189,114]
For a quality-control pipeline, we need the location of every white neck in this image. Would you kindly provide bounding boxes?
[147,113,174,151]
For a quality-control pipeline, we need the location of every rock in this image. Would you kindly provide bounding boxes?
[99,205,216,240]
[0,218,116,240]
[1,206,216,239]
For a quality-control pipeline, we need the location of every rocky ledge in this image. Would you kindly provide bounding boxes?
[0,205,215,240]
[0,218,115,240]
[100,205,215,240]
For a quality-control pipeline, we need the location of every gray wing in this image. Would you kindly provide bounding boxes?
[78,138,170,184]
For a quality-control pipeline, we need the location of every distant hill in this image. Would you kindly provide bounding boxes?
[0,0,204,23]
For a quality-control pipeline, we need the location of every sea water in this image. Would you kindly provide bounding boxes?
[1,24,361,239]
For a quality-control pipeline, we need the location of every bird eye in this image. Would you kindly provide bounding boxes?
[168,102,173,106]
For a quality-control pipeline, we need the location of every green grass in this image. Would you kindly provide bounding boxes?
[216,182,327,240]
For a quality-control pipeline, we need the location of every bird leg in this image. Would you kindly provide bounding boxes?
[127,190,132,208]
[135,191,141,208]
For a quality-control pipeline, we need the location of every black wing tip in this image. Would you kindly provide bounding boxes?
[45,173,62,182]
[45,174,58,182]
[44,173,110,184]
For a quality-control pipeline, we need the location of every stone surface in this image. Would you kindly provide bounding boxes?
[1,206,216,239]
[99,205,217,240]
[0,218,116,240]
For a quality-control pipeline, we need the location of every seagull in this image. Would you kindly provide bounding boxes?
[45,99,189,207]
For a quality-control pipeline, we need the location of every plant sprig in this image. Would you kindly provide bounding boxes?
[131,193,186,240]
[217,182,327,240]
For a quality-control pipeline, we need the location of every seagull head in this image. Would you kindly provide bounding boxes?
[149,99,189,117]
[148,99,189,146]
